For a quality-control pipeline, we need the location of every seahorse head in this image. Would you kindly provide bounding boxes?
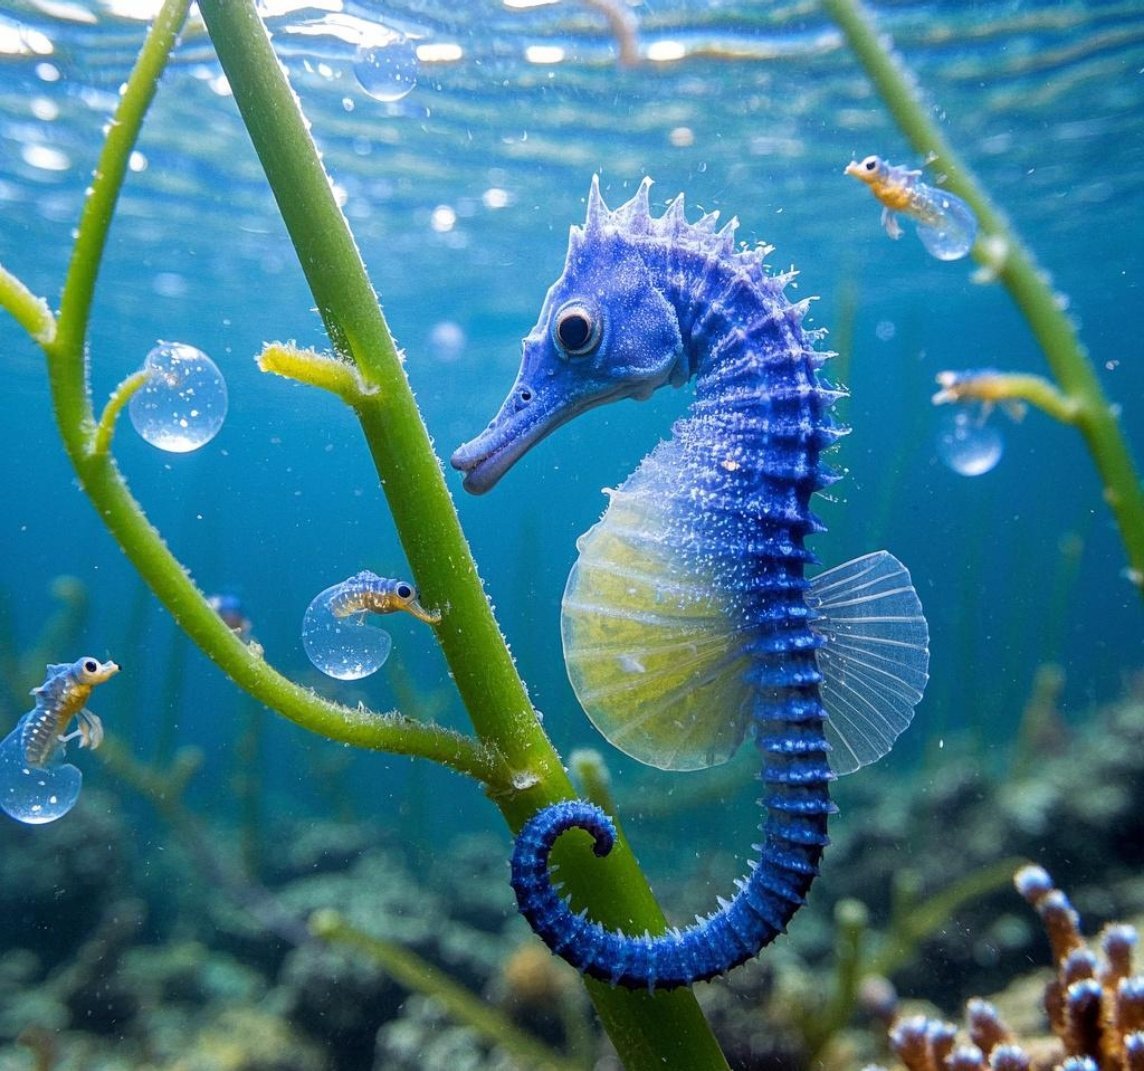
[451,176,685,494]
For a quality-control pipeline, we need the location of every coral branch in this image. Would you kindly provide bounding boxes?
[869,866,1144,1071]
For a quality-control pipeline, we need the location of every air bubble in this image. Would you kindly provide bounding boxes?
[129,342,227,453]
[302,582,392,680]
[429,321,466,362]
[354,36,419,103]
[936,406,1003,476]
[0,733,82,824]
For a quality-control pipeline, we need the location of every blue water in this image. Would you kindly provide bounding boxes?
[0,0,1141,878]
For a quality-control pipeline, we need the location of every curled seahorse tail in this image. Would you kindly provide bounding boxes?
[511,745,833,990]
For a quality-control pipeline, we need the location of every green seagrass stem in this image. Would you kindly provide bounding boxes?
[823,0,1144,595]
[0,263,55,343]
[91,369,149,457]
[311,911,585,1071]
[29,0,503,788]
[195,2,730,1066]
[257,341,373,404]
[933,371,1080,426]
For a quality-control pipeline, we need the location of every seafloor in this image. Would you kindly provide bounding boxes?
[1,674,1141,1071]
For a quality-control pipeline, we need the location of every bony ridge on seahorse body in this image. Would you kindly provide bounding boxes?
[452,175,930,990]
[0,656,119,825]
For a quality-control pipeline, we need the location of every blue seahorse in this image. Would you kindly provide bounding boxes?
[452,176,929,989]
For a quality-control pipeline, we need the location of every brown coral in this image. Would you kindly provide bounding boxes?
[868,866,1144,1071]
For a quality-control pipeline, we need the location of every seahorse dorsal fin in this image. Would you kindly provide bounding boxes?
[695,210,720,233]
[662,193,686,232]
[585,173,607,235]
[718,216,739,253]
[807,550,929,775]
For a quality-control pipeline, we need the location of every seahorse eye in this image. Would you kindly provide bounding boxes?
[396,584,413,600]
[83,659,99,674]
[863,155,879,172]
[554,304,600,357]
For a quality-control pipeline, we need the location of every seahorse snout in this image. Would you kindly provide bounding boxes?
[451,377,563,494]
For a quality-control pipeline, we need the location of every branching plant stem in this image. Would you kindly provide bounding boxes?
[12,0,504,787]
[822,0,1144,594]
[0,0,732,1064]
[195,5,730,1066]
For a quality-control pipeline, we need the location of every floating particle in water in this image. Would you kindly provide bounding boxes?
[129,342,227,453]
[354,36,419,103]
[429,321,466,363]
[302,582,393,681]
[936,406,1003,476]
[152,271,187,298]
[482,186,511,209]
[430,204,457,233]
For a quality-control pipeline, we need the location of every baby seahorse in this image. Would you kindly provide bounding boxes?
[0,656,119,825]
[452,176,930,990]
[302,571,440,681]
[845,154,977,261]
[326,572,441,625]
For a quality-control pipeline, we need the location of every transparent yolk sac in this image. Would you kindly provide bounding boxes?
[302,581,393,680]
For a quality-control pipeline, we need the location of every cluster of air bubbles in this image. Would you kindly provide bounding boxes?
[936,404,1003,476]
[354,34,419,102]
[302,581,392,681]
[129,342,227,453]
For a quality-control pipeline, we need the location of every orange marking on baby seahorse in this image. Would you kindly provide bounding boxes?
[16,657,119,767]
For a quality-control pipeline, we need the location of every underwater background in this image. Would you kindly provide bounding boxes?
[0,1,1141,1068]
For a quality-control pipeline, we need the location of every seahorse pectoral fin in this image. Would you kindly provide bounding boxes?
[807,550,929,775]
[561,458,753,772]
[75,709,104,750]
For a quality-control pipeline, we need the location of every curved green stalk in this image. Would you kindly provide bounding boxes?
[22,0,504,789]
[823,0,1144,595]
[933,370,1081,426]
[195,3,729,1066]
[92,369,149,457]
[0,263,55,343]
[257,341,373,405]
[312,911,586,1071]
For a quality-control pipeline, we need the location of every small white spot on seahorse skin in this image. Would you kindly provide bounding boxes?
[619,655,646,673]
[721,457,740,472]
